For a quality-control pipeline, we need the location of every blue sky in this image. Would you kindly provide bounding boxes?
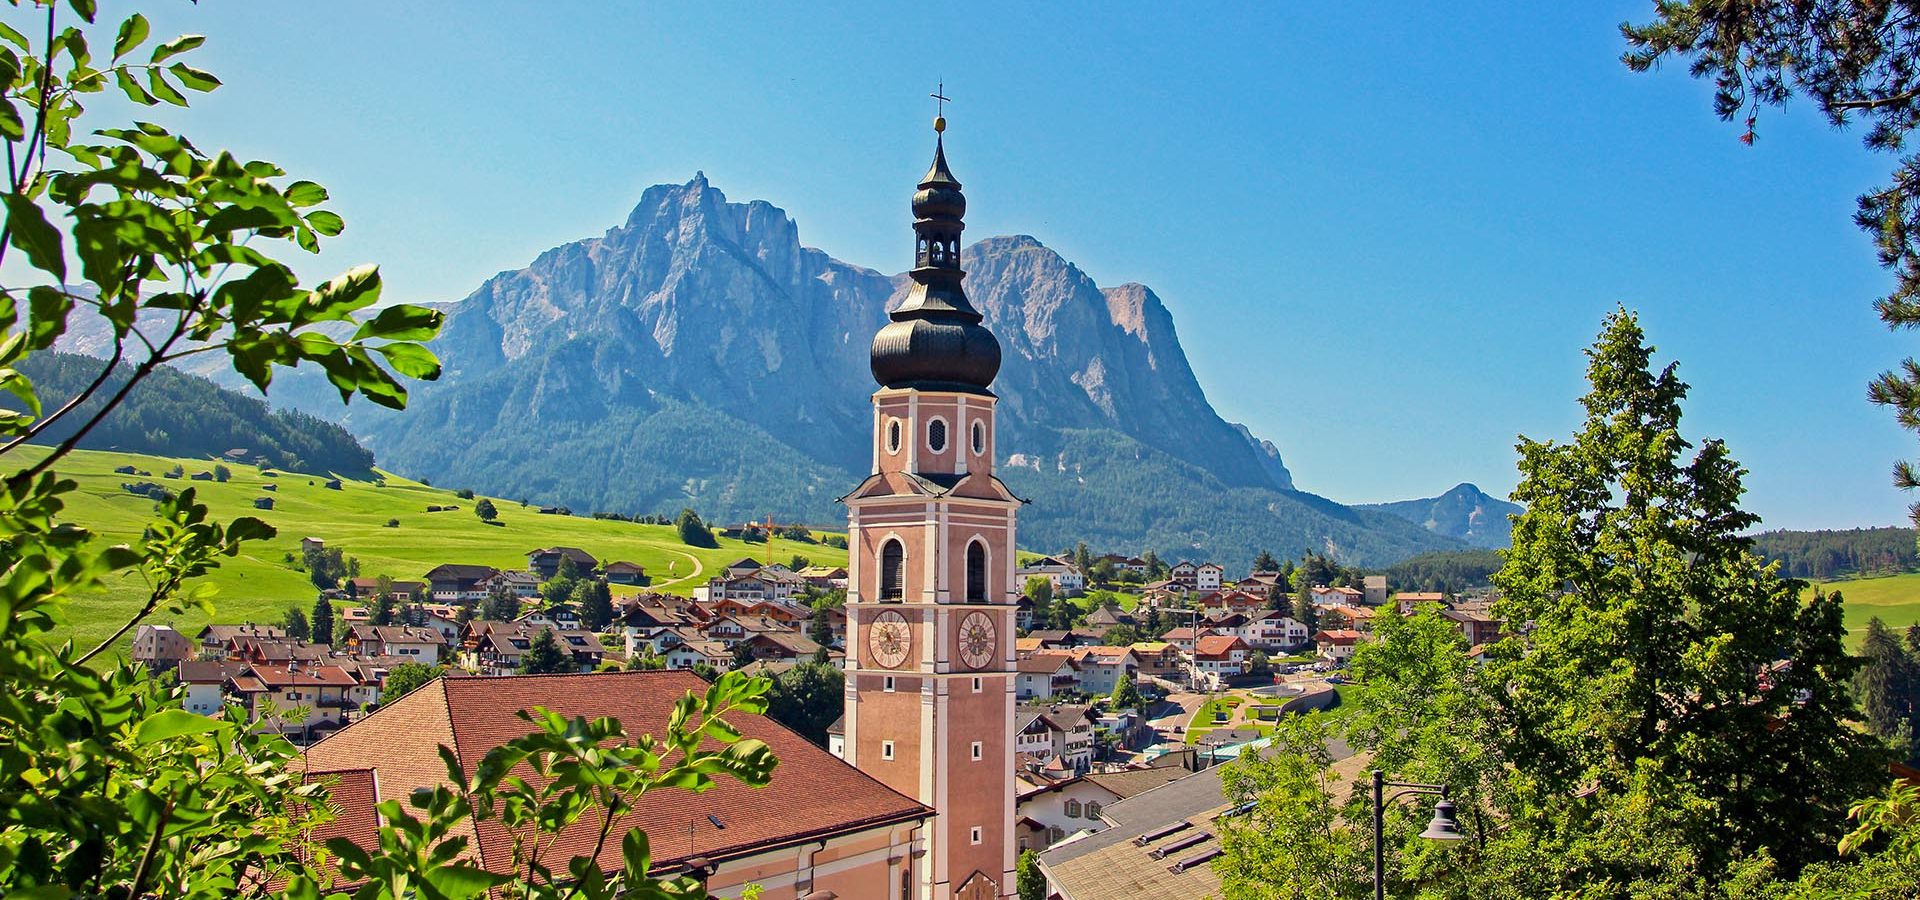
[59,1,1917,529]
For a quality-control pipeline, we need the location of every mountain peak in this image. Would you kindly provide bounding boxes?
[1359,484,1522,549]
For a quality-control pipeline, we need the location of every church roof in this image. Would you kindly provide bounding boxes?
[300,671,930,876]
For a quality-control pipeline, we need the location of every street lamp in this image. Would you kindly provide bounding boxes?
[1370,770,1465,900]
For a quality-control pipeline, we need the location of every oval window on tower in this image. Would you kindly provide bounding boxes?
[888,419,901,454]
[972,421,985,455]
[928,418,948,454]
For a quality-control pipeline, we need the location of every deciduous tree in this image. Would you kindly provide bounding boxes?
[520,628,571,675]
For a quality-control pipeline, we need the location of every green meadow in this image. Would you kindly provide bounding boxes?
[1809,571,1920,647]
[21,446,847,658]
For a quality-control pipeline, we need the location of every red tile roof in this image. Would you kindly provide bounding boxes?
[1193,635,1247,658]
[301,671,929,875]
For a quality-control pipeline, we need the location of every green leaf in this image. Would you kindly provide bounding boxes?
[353,303,442,342]
[422,864,509,898]
[112,13,149,61]
[113,68,155,105]
[134,709,223,744]
[311,264,382,315]
[167,62,219,92]
[149,34,205,64]
[146,67,186,106]
[67,0,97,24]
[375,341,442,380]
[3,194,66,281]
[0,21,29,53]
[0,97,23,140]
[284,180,328,207]
[305,209,344,236]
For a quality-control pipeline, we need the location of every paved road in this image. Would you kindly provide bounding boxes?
[1146,692,1206,739]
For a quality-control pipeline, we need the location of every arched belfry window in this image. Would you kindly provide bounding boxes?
[880,539,905,601]
[966,540,988,603]
[928,418,948,454]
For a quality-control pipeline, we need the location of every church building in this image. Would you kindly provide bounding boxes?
[840,111,1023,900]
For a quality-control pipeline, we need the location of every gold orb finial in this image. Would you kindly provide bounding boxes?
[934,115,946,133]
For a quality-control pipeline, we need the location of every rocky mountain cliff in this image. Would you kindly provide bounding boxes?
[1358,483,1522,549]
[62,174,1460,567]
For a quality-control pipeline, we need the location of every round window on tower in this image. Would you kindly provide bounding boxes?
[972,421,985,455]
[928,418,948,454]
[888,419,902,454]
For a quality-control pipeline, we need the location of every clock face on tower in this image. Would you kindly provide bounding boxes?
[868,609,912,669]
[959,610,997,669]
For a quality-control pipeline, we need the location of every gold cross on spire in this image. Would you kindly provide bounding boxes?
[931,81,950,133]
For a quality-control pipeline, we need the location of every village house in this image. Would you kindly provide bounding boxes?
[196,623,285,655]
[698,569,804,604]
[1167,561,1199,590]
[1363,574,1389,605]
[224,662,370,741]
[131,623,192,668]
[300,671,933,899]
[1083,604,1134,631]
[177,659,248,715]
[515,603,583,631]
[1314,629,1367,662]
[485,569,542,599]
[742,630,827,664]
[1025,629,1102,651]
[343,624,446,662]
[1017,555,1084,594]
[1096,554,1150,575]
[344,577,427,601]
[229,637,334,667]
[1162,626,1199,655]
[527,546,598,581]
[1441,606,1504,646]
[459,621,603,676]
[1231,571,1286,599]
[1129,641,1183,676]
[1066,645,1140,695]
[1016,777,1125,850]
[1241,609,1310,651]
[1395,591,1449,616]
[1196,589,1264,616]
[1192,634,1251,683]
[1310,585,1366,607]
[1194,562,1226,592]
[1017,704,1097,774]
[1016,652,1080,701]
[661,635,733,670]
[424,564,500,602]
[797,565,849,589]
[1317,604,1376,632]
[602,560,648,585]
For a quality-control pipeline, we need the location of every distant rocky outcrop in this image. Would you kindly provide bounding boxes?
[1358,483,1522,549]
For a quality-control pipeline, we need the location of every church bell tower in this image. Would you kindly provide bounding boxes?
[841,110,1021,900]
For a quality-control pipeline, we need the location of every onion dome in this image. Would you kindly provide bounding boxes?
[871,125,1002,394]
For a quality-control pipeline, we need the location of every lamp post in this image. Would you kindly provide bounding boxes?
[1370,770,1466,900]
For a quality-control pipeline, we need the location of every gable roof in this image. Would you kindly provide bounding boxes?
[300,671,930,876]
[1193,635,1247,657]
[425,563,500,582]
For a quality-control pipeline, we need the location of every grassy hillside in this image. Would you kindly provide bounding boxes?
[24,447,847,657]
[1810,572,1920,648]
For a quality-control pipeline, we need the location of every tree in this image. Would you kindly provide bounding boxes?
[1142,550,1168,579]
[789,554,811,571]
[1047,600,1076,631]
[1622,4,1920,528]
[520,628,572,675]
[731,639,757,671]
[1215,715,1361,897]
[1088,557,1117,588]
[765,660,845,745]
[282,605,309,641]
[540,575,575,605]
[483,582,522,622]
[1101,624,1139,646]
[475,497,497,521]
[1291,580,1317,636]
[1490,310,1886,877]
[213,463,231,482]
[1025,575,1053,623]
[555,554,581,583]
[808,602,835,648]
[371,593,396,627]
[1856,615,1918,760]
[626,647,666,671]
[1072,541,1092,580]
[580,579,614,632]
[1111,671,1144,712]
[1016,849,1046,900]
[1246,650,1269,676]
[1251,549,1279,572]
[0,3,453,894]
[381,662,443,702]
[311,596,335,646]
[676,507,717,548]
